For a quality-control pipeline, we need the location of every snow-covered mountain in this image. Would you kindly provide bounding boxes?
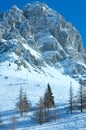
[0,2,86,79]
[0,2,86,129]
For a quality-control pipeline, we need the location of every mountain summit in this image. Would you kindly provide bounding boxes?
[0,2,86,78]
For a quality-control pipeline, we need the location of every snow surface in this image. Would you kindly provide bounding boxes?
[0,59,79,111]
[22,43,41,58]
[0,56,82,130]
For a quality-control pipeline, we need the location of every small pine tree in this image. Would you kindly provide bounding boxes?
[44,83,55,108]
[16,87,23,116]
[80,79,83,112]
[33,97,45,125]
[22,92,30,113]
[77,79,83,112]
[79,80,83,112]
[68,82,74,114]
[16,87,30,116]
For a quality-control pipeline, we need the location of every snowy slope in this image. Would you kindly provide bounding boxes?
[30,113,86,130]
[0,55,81,130]
[0,60,80,130]
[0,59,79,111]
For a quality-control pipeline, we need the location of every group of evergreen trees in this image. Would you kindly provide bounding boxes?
[9,80,86,129]
[16,84,58,125]
[1,80,86,129]
[33,84,58,125]
[0,83,57,129]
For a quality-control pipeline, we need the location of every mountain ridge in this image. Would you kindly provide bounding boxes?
[0,1,86,79]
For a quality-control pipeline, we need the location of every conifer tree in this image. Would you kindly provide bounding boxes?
[77,79,83,112]
[44,83,55,108]
[16,87,30,116]
[16,87,23,116]
[80,79,83,112]
[68,82,74,114]
[22,92,30,113]
[33,97,45,125]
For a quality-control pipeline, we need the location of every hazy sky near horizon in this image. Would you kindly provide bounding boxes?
[0,0,86,47]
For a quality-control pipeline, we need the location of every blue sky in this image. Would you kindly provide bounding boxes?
[0,0,86,47]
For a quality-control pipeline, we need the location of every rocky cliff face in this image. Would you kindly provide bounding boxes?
[0,2,86,78]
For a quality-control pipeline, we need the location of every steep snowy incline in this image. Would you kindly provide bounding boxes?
[0,59,79,111]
